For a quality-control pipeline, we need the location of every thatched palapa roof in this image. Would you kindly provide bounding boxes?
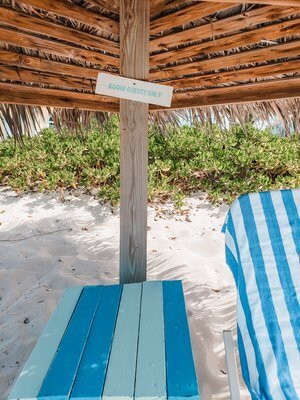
[0,0,299,133]
[0,0,299,283]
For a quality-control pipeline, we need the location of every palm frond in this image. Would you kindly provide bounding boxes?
[152,99,300,136]
[0,104,45,142]
[48,108,110,135]
[0,98,299,143]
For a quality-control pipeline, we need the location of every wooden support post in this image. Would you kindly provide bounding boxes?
[119,0,149,284]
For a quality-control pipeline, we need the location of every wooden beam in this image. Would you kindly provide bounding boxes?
[0,7,119,54]
[18,0,119,35]
[150,5,299,51]
[150,2,235,35]
[0,82,119,111]
[86,0,119,14]
[150,18,300,66]
[119,0,149,284]
[3,58,298,95]
[0,65,94,91]
[2,77,298,112]
[151,0,188,16]
[151,0,300,11]
[0,50,105,79]
[151,0,209,16]
[166,59,300,89]
[150,41,300,80]
[151,77,300,110]
[150,0,164,13]
[0,26,119,68]
[202,0,300,7]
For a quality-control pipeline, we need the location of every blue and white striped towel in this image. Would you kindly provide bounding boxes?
[223,189,300,400]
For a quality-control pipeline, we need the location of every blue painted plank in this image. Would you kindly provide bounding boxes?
[102,283,142,400]
[70,284,122,400]
[38,286,103,400]
[135,281,167,400]
[8,286,83,400]
[162,281,200,400]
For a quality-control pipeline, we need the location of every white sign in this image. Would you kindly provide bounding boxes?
[96,73,173,107]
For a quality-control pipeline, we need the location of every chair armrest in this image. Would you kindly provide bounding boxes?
[223,330,241,400]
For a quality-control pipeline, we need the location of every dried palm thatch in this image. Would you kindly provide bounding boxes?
[153,98,300,135]
[48,108,110,135]
[0,0,299,138]
[1,99,298,141]
[0,103,44,140]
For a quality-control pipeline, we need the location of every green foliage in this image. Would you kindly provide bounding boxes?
[0,120,299,204]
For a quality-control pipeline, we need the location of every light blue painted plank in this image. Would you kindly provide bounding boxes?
[102,283,142,400]
[163,281,200,400]
[38,286,103,400]
[8,286,83,400]
[135,281,167,400]
[70,284,123,400]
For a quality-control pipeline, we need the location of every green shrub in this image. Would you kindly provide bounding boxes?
[0,120,299,204]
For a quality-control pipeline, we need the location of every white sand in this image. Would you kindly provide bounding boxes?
[0,188,250,400]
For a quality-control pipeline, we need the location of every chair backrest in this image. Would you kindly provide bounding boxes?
[223,188,300,400]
